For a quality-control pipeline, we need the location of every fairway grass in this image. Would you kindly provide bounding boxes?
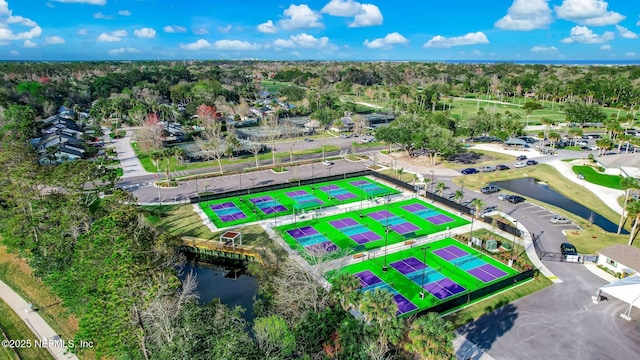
[329,238,520,317]
[276,198,469,261]
[200,177,399,228]
[572,165,623,190]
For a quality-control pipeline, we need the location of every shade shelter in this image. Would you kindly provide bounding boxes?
[594,274,640,320]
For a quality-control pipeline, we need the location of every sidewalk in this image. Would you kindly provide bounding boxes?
[0,280,78,360]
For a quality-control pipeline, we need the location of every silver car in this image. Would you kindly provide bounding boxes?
[550,215,571,224]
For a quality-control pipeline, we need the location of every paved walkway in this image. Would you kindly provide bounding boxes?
[0,280,78,360]
[112,128,152,179]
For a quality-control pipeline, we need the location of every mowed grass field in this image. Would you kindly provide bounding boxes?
[275,198,469,261]
[572,165,623,189]
[329,238,519,317]
[200,177,399,228]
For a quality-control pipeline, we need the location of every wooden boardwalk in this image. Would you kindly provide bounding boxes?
[181,236,266,266]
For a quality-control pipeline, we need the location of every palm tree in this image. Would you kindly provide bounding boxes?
[453,190,464,206]
[404,313,455,360]
[421,177,430,195]
[618,177,639,234]
[329,272,362,312]
[358,288,397,327]
[470,198,486,219]
[172,146,186,166]
[627,200,640,246]
[548,131,561,149]
[161,147,174,179]
[149,151,162,174]
[567,128,583,146]
[436,182,446,196]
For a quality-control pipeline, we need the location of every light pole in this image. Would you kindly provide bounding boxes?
[419,246,430,299]
[359,183,365,218]
[459,180,464,213]
[512,220,518,252]
[383,196,390,272]
[430,170,435,195]
[469,215,474,244]
[311,161,314,189]
[249,178,256,194]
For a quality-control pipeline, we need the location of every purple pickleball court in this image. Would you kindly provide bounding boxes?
[260,205,288,215]
[286,226,319,239]
[479,264,508,279]
[355,270,382,287]
[390,222,420,234]
[433,248,459,261]
[368,210,394,220]
[394,294,418,315]
[434,214,454,223]
[319,185,340,191]
[468,268,495,282]
[306,241,338,255]
[403,257,427,271]
[437,278,466,295]
[443,245,469,258]
[350,180,369,186]
[426,216,446,225]
[350,231,380,244]
[390,260,415,275]
[249,195,273,203]
[335,193,357,200]
[401,203,429,212]
[209,202,236,210]
[329,218,359,229]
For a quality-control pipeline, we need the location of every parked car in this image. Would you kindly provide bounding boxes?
[576,140,588,146]
[507,195,526,204]
[526,160,538,166]
[480,206,498,216]
[588,145,599,151]
[516,155,527,161]
[461,168,479,175]
[496,164,510,171]
[480,166,495,172]
[498,193,511,201]
[550,215,571,224]
[480,185,500,194]
[560,242,578,256]
[322,160,334,166]
[514,161,527,168]
[577,173,585,180]
[304,138,313,142]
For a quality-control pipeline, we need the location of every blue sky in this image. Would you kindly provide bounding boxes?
[1,0,639,61]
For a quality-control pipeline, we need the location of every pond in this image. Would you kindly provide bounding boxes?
[493,177,627,234]
[179,261,258,322]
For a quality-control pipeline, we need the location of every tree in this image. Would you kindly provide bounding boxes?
[329,272,362,312]
[454,189,464,206]
[618,177,639,234]
[253,315,296,359]
[567,128,583,146]
[626,200,640,246]
[436,182,446,196]
[358,288,397,328]
[197,104,225,173]
[596,137,613,156]
[470,198,486,219]
[548,131,561,149]
[404,313,455,360]
[564,101,607,126]
[1,105,37,140]
[133,113,163,152]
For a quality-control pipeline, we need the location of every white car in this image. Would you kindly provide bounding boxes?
[322,160,334,166]
[514,161,527,168]
[588,145,599,151]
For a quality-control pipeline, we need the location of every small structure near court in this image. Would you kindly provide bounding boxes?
[596,244,640,278]
[594,274,640,320]
[220,230,242,247]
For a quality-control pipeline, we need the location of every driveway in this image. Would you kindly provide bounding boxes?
[113,128,152,178]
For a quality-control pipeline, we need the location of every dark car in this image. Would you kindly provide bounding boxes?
[526,160,538,166]
[496,164,510,171]
[516,155,527,161]
[560,242,578,256]
[461,168,479,175]
[507,195,526,204]
[304,138,313,142]
[480,185,500,194]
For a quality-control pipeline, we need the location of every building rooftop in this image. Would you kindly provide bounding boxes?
[597,154,640,170]
[598,244,640,272]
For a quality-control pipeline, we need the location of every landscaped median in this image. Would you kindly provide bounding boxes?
[571,165,623,190]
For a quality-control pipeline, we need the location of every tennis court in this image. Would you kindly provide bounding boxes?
[401,203,455,226]
[330,238,519,317]
[286,225,338,255]
[199,176,399,227]
[277,198,469,261]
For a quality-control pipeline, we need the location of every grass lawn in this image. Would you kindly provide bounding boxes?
[379,168,420,183]
[260,81,294,93]
[141,204,268,245]
[451,164,622,227]
[564,227,638,254]
[328,238,520,318]
[133,142,341,173]
[0,298,54,360]
[0,246,84,357]
[572,165,623,190]
[276,198,469,262]
[200,177,399,228]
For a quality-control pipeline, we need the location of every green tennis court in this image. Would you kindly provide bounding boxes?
[329,238,519,317]
[275,198,469,260]
[199,177,399,227]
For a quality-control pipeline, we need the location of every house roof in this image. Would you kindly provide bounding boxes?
[505,138,528,146]
[598,244,640,272]
[597,154,640,170]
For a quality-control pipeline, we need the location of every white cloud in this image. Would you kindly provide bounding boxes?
[273,33,331,49]
[118,10,131,16]
[321,0,383,27]
[52,0,106,4]
[530,45,558,53]
[97,30,127,42]
[600,44,611,50]
[93,12,113,20]
[561,25,614,43]
[77,28,89,35]
[45,35,65,45]
[555,0,625,26]
[211,40,261,51]
[9,50,18,56]
[108,47,141,56]
[495,0,553,30]
[23,39,37,48]
[218,24,232,33]
[193,28,209,35]
[615,25,638,39]
[278,4,323,31]
[363,32,408,49]
[180,39,211,51]
[423,31,489,48]
[163,25,187,33]
[134,27,156,38]
[257,20,278,34]
[625,52,636,58]
[350,4,383,27]
[0,0,42,41]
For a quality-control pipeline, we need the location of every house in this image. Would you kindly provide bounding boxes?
[596,154,640,178]
[597,244,640,277]
[34,111,89,165]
